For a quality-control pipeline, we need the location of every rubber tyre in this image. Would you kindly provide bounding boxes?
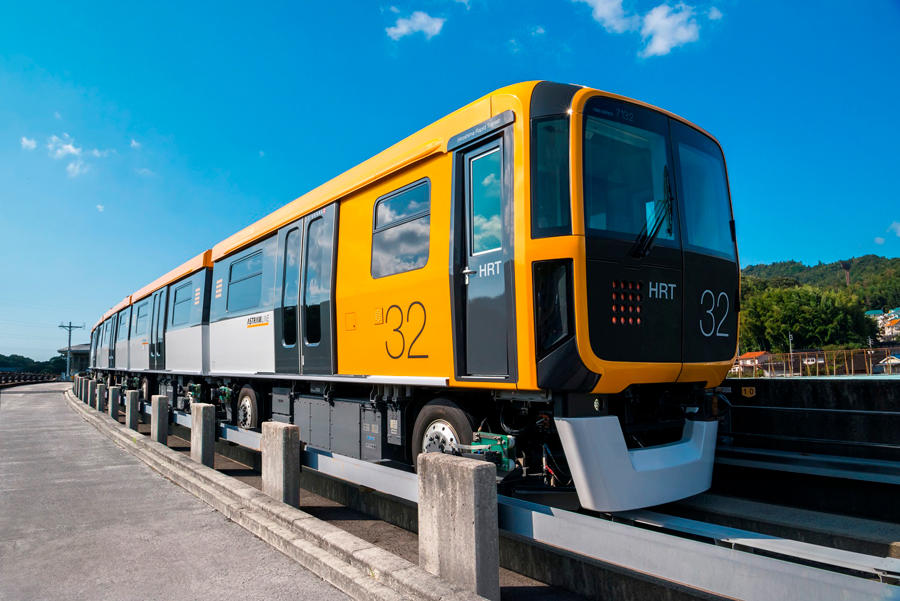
[237,385,259,430]
[410,399,474,465]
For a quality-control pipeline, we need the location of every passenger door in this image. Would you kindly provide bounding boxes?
[451,129,517,381]
[274,222,303,373]
[108,318,117,368]
[300,204,338,375]
[149,288,168,370]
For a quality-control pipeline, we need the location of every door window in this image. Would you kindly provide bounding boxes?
[282,227,301,346]
[469,148,503,254]
[304,217,330,344]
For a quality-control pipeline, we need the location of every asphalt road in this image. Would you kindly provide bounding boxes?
[0,383,349,601]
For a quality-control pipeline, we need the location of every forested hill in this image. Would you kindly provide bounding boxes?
[742,255,900,310]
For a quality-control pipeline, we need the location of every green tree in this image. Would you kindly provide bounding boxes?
[739,285,877,352]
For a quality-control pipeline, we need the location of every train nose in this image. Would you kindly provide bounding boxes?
[554,415,717,512]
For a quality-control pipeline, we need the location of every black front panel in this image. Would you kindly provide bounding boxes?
[586,247,682,363]
[682,252,739,363]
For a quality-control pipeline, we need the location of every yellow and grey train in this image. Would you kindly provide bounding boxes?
[89,81,739,512]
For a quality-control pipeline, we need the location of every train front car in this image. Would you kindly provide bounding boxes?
[534,85,739,511]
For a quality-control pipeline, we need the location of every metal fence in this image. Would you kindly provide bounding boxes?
[730,347,900,377]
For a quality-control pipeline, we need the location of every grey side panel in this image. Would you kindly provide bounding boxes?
[331,399,361,459]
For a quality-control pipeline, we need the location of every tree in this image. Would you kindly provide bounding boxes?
[739,285,877,352]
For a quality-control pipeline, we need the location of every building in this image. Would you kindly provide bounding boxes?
[875,354,900,375]
[57,343,91,374]
[732,350,773,376]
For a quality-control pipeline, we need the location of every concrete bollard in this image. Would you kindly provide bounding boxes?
[74,376,81,399]
[96,383,107,413]
[125,390,140,431]
[87,379,96,405]
[108,386,121,420]
[417,453,500,601]
[150,395,168,445]
[78,377,84,400]
[261,421,300,508]
[190,403,216,468]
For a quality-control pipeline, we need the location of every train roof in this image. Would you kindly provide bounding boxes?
[209,81,718,260]
[131,250,213,303]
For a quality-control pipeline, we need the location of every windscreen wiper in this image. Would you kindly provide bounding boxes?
[631,166,673,258]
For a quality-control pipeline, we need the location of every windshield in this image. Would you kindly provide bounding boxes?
[581,96,734,260]
[671,120,735,260]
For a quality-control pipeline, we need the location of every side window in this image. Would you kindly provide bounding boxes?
[227,252,263,312]
[134,303,148,335]
[304,218,330,344]
[470,148,503,254]
[117,312,129,340]
[282,228,301,346]
[531,117,571,238]
[171,282,192,326]
[371,180,430,278]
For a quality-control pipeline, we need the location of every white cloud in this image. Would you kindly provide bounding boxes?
[640,3,700,57]
[90,148,113,158]
[20,136,37,150]
[135,167,155,177]
[531,25,546,36]
[508,38,521,53]
[708,6,723,20]
[130,138,141,149]
[889,222,900,237]
[455,0,470,8]
[874,237,886,245]
[386,11,445,40]
[54,111,62,120]
[96,204,104,212]
[47,133,82,159]
[575,0,637,33]
[66,159,88,177]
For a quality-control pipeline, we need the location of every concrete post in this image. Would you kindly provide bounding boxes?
[261,421,300,507]
[108,386,121,420]
[150,395,168,445]
[417,453,500,601]
[96,383,107,413]
[125,390,140,431]
[88,379,96,406]
[190,403,216,467]
[74,376,81,400]
[78,377,84,400]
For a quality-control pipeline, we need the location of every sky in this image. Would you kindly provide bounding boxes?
[1,0,898,359]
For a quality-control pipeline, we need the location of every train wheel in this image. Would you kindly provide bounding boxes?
[140,376,151,402]
[411,399,474,461]
[236,385,259,430]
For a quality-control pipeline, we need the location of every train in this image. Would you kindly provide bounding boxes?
[88,81,739,512]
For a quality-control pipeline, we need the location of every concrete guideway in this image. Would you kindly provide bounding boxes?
[0,383,350,601]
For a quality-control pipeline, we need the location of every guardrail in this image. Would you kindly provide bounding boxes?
[0,373,59,389]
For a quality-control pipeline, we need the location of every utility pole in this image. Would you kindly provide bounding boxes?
[59,322,85,380]
[788,332,794,377]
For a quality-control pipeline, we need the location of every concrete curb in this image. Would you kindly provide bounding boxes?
[63,389,487,601]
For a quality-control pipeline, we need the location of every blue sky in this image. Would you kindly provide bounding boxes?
[1,1,898,359]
